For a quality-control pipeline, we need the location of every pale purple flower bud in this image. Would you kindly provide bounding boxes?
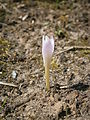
[42,35,54,67]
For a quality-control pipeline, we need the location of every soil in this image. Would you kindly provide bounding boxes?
[0,0,90,120]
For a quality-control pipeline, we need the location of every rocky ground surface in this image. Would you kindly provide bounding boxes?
[0,0,90,120]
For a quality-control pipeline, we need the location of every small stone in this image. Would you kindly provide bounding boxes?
[0,72,2,74]
[22,14,28,21]
[30,80,35,85]
[12,70,17,79]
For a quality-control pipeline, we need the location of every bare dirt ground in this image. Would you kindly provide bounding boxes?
[0,0,90,120]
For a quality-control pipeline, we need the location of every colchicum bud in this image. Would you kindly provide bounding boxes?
[42,35,54,90]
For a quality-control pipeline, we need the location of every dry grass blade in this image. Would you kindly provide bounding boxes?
[57,46,90,55]
[0,81,17,87]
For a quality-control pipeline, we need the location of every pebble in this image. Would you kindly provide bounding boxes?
[12,70,17,79]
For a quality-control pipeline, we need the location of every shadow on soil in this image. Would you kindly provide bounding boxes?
[71,82,89,91]
[54,82,89,92]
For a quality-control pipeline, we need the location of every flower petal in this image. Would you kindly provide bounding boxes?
[42,35,54,66]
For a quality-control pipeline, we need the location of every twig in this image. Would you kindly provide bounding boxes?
[0,81,17,87]
[59,85,70,89]
[57,46,90,55]
[0,22,7,26]
[1,4,12,14]
[52,84,70,89]
[64,46,90,51]
[13,93,36,109]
